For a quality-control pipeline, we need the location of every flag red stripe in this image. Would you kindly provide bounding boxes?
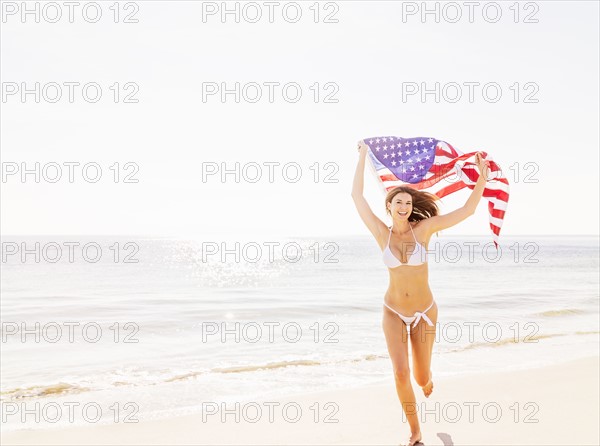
[433,181,468,199]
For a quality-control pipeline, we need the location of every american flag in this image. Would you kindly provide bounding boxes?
[362,136,509,248]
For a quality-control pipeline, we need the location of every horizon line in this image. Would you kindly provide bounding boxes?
[1,233,599,238]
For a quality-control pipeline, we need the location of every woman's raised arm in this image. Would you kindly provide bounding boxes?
[423,152,490,234]
[351,141,368,196]
[351,141,386,240]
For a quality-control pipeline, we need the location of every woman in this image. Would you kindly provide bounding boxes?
[351,139,490,446]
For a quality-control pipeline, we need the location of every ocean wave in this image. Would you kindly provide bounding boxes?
[534,309,586,317]
[1,354,388,401]
[445,331,599,353]
[1,383,90,401]
[5,329,597,401]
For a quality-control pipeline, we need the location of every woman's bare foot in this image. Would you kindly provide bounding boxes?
[422,371,434,397]
[407,431,422,445]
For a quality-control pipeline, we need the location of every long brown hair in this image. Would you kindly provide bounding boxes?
[385,186,440,222]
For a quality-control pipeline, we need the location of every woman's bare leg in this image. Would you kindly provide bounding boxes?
[382,307,421,441]
[410,300,439,398]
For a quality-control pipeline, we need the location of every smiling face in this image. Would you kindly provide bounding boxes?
[387,192,413,220]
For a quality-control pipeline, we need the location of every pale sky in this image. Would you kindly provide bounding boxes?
[1,1,598,237]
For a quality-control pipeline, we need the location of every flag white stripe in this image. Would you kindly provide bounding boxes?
[488,197,509,211]
[490,216,504,227]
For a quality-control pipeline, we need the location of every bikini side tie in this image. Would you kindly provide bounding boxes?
[411,311,434,328]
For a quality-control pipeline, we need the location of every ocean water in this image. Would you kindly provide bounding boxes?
[1,235,598,431]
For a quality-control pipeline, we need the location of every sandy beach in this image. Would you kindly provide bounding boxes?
[2,355,598,446]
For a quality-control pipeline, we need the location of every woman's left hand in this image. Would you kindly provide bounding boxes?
[474,152,490,180]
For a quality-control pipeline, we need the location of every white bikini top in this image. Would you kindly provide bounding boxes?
[382,224,427,268]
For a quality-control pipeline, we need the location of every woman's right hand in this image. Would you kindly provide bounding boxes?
[357,140,369,156]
